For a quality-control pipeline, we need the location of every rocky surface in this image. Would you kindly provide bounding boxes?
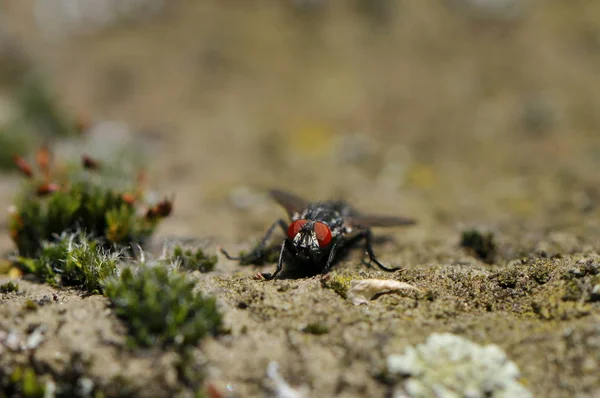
[1,2,600,397]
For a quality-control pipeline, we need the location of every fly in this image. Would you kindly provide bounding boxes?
[220,189,416,280]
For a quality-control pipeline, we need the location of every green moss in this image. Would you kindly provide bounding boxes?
[17,233,120,294]
[0,280,19,293]
[23,299,38,311]
[531,296,591,320]
[562,280,583,301]
[562,260,599,280]
[104,265,222,348]
[302,322,329,335]
[0,354,114,398]
[529,260,552,285]
[560,260,600,303]
[321,274,354,299]
[171,245,217,273]
[460,229,497,264]
[4,367,46,398]
[9,147,169,258]
[11,180,158,258]
[492,267,519,289]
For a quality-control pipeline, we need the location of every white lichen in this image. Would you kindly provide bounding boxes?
[387,333,532,398]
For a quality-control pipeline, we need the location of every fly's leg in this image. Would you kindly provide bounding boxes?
[220,219,288,263]
[258,240,287,280]
[321,241,339,276]
[361,229,402,272]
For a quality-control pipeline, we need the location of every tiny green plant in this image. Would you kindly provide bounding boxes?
[170,245,217,273]
[17,232,121,294]
[562,260,600,303]
[302,322,329,335]
[0,280,19,293]
[1,354,104,398]
[9,146,172,258]
[104,265,222,348]
[4,366,46,398]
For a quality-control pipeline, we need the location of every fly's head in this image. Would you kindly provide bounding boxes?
[287,218,333,261]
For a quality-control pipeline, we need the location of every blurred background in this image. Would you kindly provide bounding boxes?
[1,0,600,251]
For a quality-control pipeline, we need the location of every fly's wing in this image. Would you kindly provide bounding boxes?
[347,213,417,229]
[269,189,309,216]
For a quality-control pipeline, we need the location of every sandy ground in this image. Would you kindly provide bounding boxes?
[1,1,600,397]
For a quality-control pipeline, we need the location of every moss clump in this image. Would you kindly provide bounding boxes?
[531,296,591,321]
[9,147,170,258]
[0,280,19,293]
[561,261,600,303]
[566,260,600,278]
[489,258,557,293]
[23,299,38,311]
[4,367,46,398]
[529,260,552,285]
[17,233,120,294]
[171,246,217,273]
[10,180,157,258]
[491,267,519,289]
[562,280,584,302]
[321,274,354,299]
[460,229,497,264]
[1,354,107,398]
[104,265,222,348]
[302,322,329,335]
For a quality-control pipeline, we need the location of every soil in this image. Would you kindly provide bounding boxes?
[1,1,600,397]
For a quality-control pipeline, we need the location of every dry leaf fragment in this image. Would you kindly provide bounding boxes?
[347,279,421,305]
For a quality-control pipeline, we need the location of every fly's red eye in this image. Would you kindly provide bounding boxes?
[288,219,308,240]
[314,222,332,247]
